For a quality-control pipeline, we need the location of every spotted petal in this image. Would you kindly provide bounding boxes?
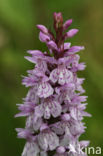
[37,82,54,98]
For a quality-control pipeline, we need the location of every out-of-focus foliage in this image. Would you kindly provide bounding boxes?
[0,0,103,156]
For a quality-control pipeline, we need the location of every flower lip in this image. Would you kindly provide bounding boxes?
[56,146,66,154]
[40,123,49,132]
[61,113,70,121]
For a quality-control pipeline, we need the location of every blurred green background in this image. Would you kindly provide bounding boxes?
[0,0,103,156]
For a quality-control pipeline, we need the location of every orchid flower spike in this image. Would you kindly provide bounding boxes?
[15,12,91,156]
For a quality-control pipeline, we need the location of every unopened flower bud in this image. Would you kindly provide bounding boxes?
[63,19,72,31]
[65,29,79,39]
[53,12,63,30]
[37,25,48,34]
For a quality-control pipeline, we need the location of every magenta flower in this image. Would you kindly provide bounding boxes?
[15,12,91,156]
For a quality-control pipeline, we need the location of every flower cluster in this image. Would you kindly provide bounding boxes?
[16,12,91,156]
